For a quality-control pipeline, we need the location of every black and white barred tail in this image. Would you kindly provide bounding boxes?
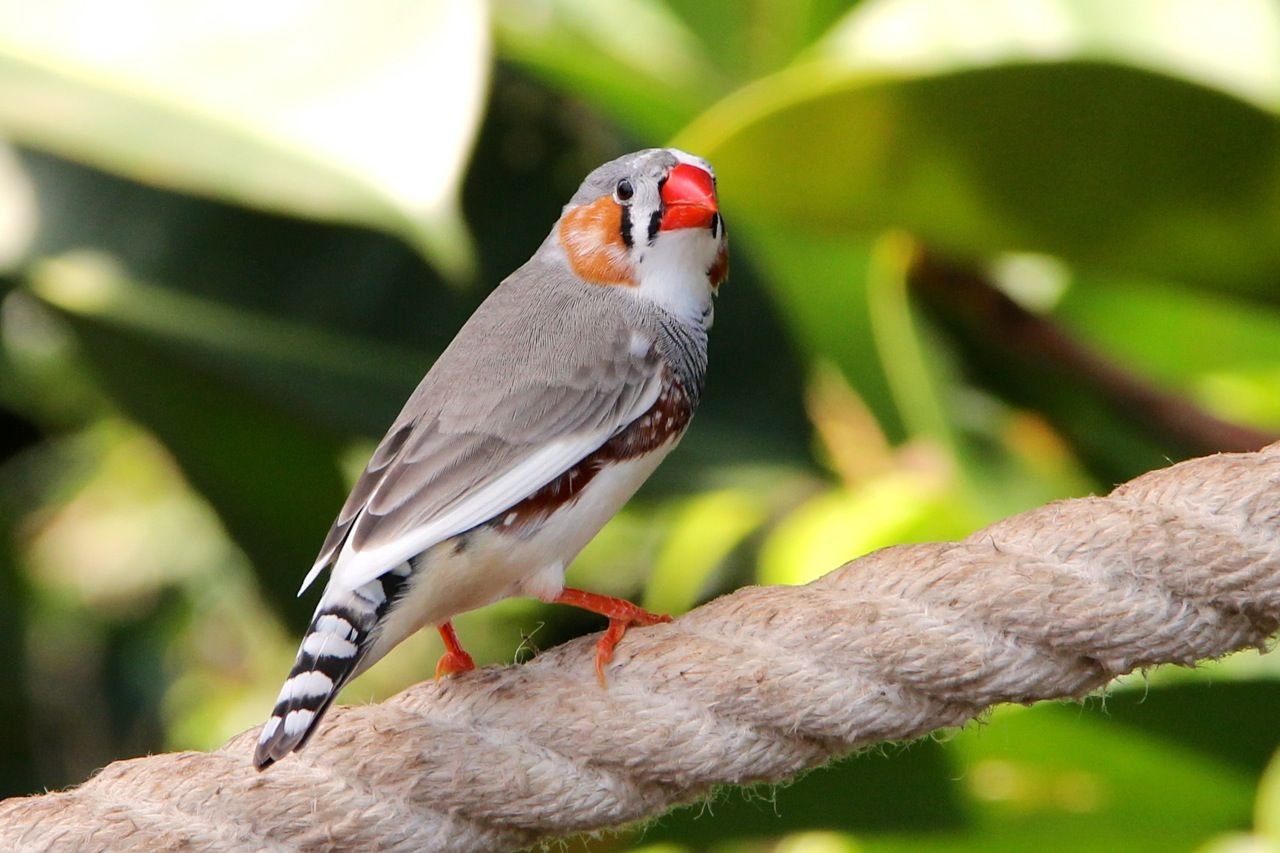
[253,563,411,770]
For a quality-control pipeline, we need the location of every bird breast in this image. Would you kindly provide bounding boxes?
[492,368,694,536]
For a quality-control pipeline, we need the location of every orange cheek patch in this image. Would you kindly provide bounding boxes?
[559,197,635,286]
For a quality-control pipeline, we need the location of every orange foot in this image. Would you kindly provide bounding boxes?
[551,587,672,687]
[434,621,476,679]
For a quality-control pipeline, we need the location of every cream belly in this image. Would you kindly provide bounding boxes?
[363,441,678,662]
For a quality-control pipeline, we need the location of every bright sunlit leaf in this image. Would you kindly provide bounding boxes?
[643,488,767,614]
[0,0,489,277]
[820,0,1280,112]
[776,831,863,853]
[22,420,236,611]
[1253,748,1280,845]
[0,141,36,272]
[758,467,968,587]
[866,232,953,451]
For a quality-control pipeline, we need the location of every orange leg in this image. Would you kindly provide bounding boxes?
[551,587,671,687]
[434,621,476,679]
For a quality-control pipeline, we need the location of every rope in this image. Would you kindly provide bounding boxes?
[2,443,1278,852]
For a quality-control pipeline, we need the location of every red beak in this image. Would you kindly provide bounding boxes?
[660,163,718,232]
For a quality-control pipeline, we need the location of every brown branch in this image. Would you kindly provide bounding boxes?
[909,250,1278,455]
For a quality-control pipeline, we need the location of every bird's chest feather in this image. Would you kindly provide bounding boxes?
[497,370,694,535]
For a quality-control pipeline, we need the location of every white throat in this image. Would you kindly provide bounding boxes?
[632,228,718,329]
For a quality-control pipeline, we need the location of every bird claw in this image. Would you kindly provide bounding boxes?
[569,597,672,688]
[434,621,476,679]
[434,649,476,679]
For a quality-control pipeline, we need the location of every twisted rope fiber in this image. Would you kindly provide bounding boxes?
[4,444,1280,851]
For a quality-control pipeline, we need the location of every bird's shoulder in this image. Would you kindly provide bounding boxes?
[404,259,696,425]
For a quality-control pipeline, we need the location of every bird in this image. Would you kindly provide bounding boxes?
[254,148,728,769]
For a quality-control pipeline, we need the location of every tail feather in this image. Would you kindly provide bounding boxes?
[254,563,411,770]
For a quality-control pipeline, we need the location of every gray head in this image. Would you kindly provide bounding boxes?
[550,148,728,318]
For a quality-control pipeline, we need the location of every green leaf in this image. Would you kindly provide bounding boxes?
[1099,682,1280,777]
[28,253,428,437]
[679,61,1280,295]
[740,223,903,438]
[493,0,722,140]
[0,451,37,796]
[0,0,489,278]
[643,488,768,614]
[757,469,976,586]
[641,739,964,844]
[0,141,36,273]
[819,0,1280,113]
[24,254,386,630]
[865,696,1259,852]
[865,232,953,449]
[1254,748,1280,845]
[1053,275,1280,429]
[667,0,863,82]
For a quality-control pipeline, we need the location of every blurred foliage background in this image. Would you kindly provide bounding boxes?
[1,0,1279,850]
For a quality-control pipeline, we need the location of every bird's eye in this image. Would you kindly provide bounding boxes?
[615,179,634,202]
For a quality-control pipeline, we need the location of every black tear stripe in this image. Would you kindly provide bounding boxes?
[647,209,661,245]
[620,203,634,248]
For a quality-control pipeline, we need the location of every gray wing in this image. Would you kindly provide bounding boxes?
[300,274,665,595]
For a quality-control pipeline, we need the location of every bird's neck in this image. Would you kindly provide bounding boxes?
[633,229,718,331]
